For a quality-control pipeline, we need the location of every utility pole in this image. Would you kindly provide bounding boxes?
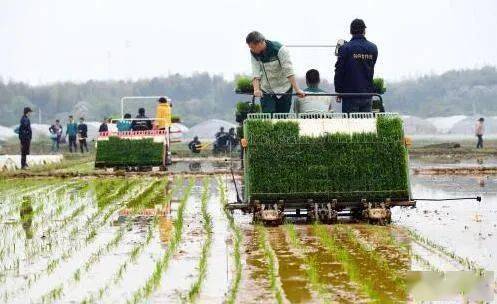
[38,108,42,124]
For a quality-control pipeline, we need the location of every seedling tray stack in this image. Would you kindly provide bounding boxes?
[241,113,414,224]
[95,137,164,168]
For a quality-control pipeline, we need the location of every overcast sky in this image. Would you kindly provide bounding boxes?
[1,0,496,84]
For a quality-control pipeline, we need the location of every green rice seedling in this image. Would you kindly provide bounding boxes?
[313,224,382,303]
[125,179,163,210]
[186,177,213,302]
[40,284,63,304]
[235,75,253,94]
[73,269,81,282]
[217,179,242,304]
[256,225,284,304]
[336,225,407,288]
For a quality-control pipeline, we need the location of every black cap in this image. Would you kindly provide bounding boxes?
[350,19,366,34]
[23,107,33,114]
[157,97,167,103]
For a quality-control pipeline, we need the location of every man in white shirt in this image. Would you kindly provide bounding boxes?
[475,117,485,149]
[293,69,333,114]
[247,31,305,114]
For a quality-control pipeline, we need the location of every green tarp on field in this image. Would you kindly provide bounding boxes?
[243,116,410,202]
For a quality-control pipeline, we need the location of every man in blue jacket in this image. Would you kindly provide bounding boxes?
[334,19,378,113]
[19,107,33,169]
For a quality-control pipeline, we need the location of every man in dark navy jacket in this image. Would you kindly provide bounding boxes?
[19,107,33,169]
[334,19,378,113]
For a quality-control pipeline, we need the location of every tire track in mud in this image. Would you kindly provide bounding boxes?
[283,223,359,304]
[268,225,316,303]
[255,225,287,304]
[237,225,275,303]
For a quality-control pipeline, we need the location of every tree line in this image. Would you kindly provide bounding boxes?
[1,66,496,127]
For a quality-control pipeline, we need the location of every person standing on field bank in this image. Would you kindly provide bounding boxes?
[246,31,305,114]
[334,19,378,114]
[294,69,333,114]
[49,119,63,153]
[66,115,78,153]
[18,107,33,169]
[475,117,485,149]
[78,117,89,153]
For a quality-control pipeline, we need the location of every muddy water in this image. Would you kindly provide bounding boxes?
[266,226,315,303]
[236,225,275,303]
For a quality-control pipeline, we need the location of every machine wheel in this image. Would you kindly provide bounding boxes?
[351,208,365,222]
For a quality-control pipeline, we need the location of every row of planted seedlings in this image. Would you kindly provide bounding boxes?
[283,223,337,303]
[404,227,485,274]
[1,177,147,303]
[0,180,65,263]
[269,220,413,304]
[0,179,68,223]
[0,179,84,273]
[183,177,213,302]
[218,178,243,304]
[125,177,195,304]
[370,226,444,273]
[255,224,286,304]
[311,222,417,303]
[36,177,168,304]
[0,180,95,298]
[76,177,179,303]
[0,179,91,302]
[0,178,58,200]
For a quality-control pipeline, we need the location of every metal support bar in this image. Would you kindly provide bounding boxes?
[238,92,383,103]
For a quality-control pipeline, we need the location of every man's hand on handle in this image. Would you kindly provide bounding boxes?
[295,89,305,98]
[253,89,263,98]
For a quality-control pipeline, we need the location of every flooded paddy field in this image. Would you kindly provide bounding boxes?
[0,171,495,303]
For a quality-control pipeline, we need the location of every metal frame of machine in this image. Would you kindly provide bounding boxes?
[95,96,182,170]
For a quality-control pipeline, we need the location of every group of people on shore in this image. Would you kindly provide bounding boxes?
[47,115,89,154]
[247,18,377,114]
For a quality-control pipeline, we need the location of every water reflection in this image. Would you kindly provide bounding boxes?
[20,196,34,239]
